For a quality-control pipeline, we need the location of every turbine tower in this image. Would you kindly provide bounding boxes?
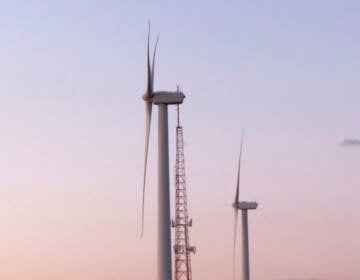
[232,132,258,280]
[141,23,185,280]
[172,104,196,280]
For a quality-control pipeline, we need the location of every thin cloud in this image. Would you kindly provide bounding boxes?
[341,138,360,147]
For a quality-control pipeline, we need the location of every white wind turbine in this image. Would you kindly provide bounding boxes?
[141,23,185,280]
[232,132,258,280]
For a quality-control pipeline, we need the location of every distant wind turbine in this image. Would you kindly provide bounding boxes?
[141,22,185,280]
[232,132,258,280]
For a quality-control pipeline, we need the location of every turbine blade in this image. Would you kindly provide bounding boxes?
[146,22,151,97]
[151,35,159,93]
[232,209,239,280]
[234,130,244,203]
[141,101,152,237]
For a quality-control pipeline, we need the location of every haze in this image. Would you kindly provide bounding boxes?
[0,1,359,280]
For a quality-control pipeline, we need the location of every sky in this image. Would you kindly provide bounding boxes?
[0,1,359,279]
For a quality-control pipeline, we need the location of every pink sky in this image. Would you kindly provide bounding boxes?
[1,1,360,279]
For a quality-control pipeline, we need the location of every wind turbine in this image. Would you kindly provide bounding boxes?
[232,132,258,280]
[141,23,185,280]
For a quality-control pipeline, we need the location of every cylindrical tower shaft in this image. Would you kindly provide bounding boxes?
[242,209,250,280]
[158,104,172,280]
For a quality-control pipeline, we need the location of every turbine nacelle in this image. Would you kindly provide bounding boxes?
[142,91,186,104]
[153,91,185,105]
[233,201,258,210]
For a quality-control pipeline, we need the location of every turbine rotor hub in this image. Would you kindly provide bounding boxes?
[142,94,153,102]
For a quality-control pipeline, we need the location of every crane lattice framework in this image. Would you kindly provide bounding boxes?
[172,104,196,280]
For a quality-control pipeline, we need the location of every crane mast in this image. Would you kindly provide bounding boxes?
[172,104,196,280]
